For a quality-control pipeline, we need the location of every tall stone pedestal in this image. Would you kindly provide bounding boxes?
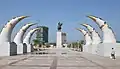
[56,31,67,48]
[17,43,27,54]
[56,32,62,48]
[0,42,17,56]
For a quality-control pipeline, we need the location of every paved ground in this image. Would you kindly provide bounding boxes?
[0,48,120,69]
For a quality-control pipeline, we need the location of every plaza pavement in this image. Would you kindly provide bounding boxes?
[0,48,120,69]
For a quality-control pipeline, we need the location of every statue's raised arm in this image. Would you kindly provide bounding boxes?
[57,22,63,31]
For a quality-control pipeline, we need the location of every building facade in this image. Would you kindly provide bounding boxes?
[62,32,67,44]
[36,26,49,43]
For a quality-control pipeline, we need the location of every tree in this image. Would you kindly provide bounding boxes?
[71,40,84,51]
[79,40,84,51]
[33,39,40,46]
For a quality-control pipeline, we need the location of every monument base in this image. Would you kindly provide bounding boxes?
[23,43,27,54]
[0,42,17,56]
[26,44,33,52]
[97,43,120,56]
[83,45,89,52]
[88,44,98,54]
[84,43,120,57]
[17,43,27,54]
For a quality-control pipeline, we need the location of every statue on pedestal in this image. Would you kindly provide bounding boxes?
[57,22,63,31]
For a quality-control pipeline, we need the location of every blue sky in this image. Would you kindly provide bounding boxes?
[0,0,120,42]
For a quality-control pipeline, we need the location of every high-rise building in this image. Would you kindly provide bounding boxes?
[36,26,49,43]
[62,33,67,44]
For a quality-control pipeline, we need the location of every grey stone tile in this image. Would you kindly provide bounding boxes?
[57,67,103,69]
[2,66,50,69]
[106,67,120,69]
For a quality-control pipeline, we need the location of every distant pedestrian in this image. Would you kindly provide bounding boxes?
[110,48,115,59]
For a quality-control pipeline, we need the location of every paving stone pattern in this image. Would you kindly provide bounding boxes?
[0,49,120,69]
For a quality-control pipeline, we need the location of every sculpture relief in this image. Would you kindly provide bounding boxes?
[14,23,36,44]
[0,16,29,43]
[76,28,92,45]
[87,15,116,43]
[23,28,40,45]
[81,24,101,44]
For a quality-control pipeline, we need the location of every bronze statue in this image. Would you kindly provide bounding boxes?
[57,22,63,31]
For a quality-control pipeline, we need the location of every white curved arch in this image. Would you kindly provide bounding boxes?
[87,15,116,43]
[87,15,105,27]
[76,28,92,45]
[14,23,36,45]
[82,24,101,44]
[0,16,29,43]
[23,28,40,45]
